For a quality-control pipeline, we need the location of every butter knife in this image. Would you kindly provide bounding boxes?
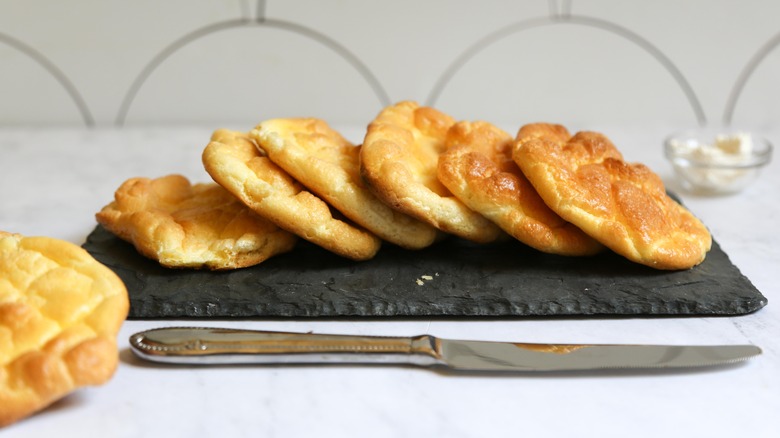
[129,327,761,372]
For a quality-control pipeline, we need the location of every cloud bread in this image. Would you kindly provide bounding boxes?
[438,121,603,256]
[513,123,712,270]
[360,101,503,243]
[0,231,128,427]
[250,118,438,249]
[203,129,381,261]
[96,174,297,270]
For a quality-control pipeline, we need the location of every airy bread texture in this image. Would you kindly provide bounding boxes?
[96,174,297,269]
[0,231,129,427]
[513,123,712,270]
[438,121,603,256]
[91,109,713,271]
[250,118,438,249]
[360,101,503,243]
[203,129,381,261]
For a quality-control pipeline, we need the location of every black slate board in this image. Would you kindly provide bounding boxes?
[82,225,767,319]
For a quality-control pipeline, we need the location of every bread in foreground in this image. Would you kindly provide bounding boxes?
[96,174,298,269]
[0,231,129,427]
[513,123,712,270]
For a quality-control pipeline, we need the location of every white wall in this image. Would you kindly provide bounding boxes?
[1,0,778,130]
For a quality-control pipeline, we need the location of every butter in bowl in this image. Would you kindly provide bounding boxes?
[664,129,772,195]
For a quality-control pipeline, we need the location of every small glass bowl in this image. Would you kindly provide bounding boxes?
[664,129,772,195]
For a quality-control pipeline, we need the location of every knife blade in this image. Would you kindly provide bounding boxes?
[128,327,761,372]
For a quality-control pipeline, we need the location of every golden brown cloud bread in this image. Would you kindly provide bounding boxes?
[0,231,128,427]
[360,101,503,243]
[438,121,603,256]
[513,123,712,270]
[96,174,297,270]
[250,118,438,249]
[203,129,381,261]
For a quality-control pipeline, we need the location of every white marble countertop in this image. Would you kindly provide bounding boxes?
[1,125,778,438]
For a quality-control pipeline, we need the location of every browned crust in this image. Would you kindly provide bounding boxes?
[202,129,381,261]
[360,101,503,243]
[96,174,298,269]
[438,121,603,256]
[513,123,712,270]
[250,118,438,249]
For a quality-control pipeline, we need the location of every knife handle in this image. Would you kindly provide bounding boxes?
[129,327,442,366]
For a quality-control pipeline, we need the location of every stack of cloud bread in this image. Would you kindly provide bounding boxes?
[96,100,712,271]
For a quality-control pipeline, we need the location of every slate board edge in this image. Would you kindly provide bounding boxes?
[125,302,767,320]
[124,291,768,319]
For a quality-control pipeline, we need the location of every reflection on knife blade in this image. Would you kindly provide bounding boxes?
[513,343,586,354]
